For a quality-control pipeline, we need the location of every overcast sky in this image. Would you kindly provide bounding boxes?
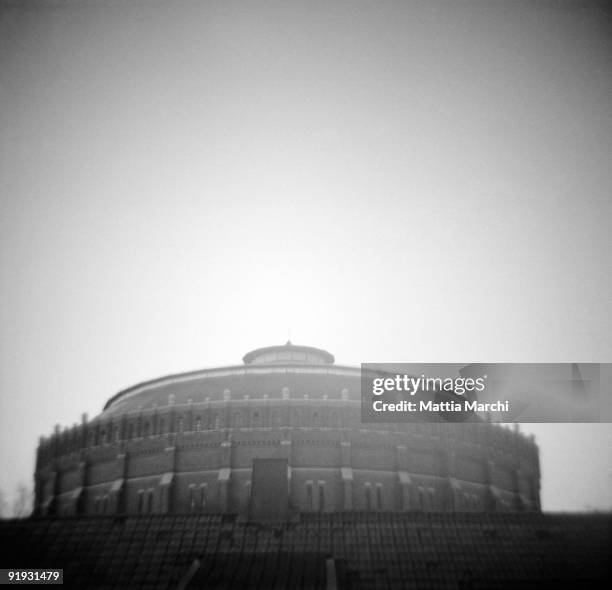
[1,0,611,512]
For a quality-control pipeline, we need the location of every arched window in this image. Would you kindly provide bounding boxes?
[177,416,184,434]
[200,484,208,511]
[252,411,261,427]
[143,422,150,437]
[271,411,280,427]
[365,484,372,511]
[158,418,165,435]
[306,481,313,511]
[213,413,221,429]
[312,412,321,427]
[330,411,339,427]
[189,484,196,513]
[318,481,325,512]
[376,484,383,511]
[195,417,202,432]
[233,412,242,428]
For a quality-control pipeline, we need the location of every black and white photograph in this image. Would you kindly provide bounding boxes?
[1,1,611,588]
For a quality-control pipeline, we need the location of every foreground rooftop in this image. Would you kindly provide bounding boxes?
[1,512,610,589]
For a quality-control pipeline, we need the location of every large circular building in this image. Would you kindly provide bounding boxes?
[34,343,540,517]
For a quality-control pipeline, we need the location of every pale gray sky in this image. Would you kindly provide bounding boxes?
[1,0,611,512]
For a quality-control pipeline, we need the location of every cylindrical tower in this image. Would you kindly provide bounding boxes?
[34,343,540,517]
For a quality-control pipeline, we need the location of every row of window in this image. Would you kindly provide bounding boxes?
[363,483,385,511]
[417,487,436,511]
[94,482,417,514]
[305,480,327,511]
[185,479,386,512]
[42,409,535,460]
[59,409,348,450]
[188,483,208,512]
[305,481,386,512]
[123,409,343,437]
[250,351,322,364]
[90,481,382,515]
[63,483,507,515]
[93,492,119,515]
[459,493,480,510]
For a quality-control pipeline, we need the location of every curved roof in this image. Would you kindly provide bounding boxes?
[101,364,360,413]
[102,344,339,412]
[242,342,335,365]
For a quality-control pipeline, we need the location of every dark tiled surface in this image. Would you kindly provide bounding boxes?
[1,513,610,589]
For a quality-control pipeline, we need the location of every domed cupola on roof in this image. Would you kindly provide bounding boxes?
[242,341,335,365]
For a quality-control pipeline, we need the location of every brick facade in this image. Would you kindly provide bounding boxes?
[34,344,540,516]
